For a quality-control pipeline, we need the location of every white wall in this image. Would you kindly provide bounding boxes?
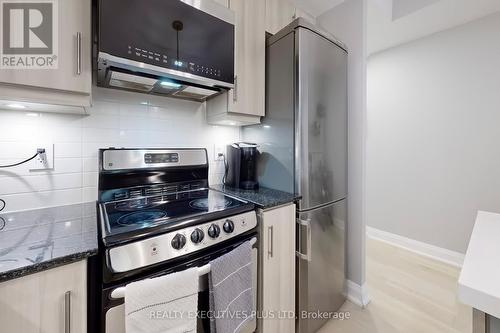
[0,88,239,213]
[318,0,367,287]
[367,12,500,253]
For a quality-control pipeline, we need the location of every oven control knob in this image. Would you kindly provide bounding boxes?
[208,224,220,238]
[223,220,235,233]
[190,228,205,244]
[171,234,187,250]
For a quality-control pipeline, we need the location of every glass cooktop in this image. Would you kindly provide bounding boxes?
[101,189,250,240]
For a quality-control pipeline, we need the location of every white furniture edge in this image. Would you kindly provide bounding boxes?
[367,226,465,268]
[458,211,500,319]
[345,280,370,308]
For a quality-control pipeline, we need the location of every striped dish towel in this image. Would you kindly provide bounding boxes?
[125,267,198,333]
[209,241,254,333]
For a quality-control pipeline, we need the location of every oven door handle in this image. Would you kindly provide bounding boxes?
[110,237,257,300]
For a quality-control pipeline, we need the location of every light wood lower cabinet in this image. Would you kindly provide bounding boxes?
[259,203,296,333]
[0,260,87,333]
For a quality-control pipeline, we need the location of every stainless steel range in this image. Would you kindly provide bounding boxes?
[88,148,258,333]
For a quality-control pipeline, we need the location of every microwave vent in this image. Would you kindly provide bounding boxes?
[109,71,157,92]
[173,86,219,100]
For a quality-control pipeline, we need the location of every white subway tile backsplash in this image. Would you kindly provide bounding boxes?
[0,188,83,212]
[55,143,83,158]
[82,127,120,143]
[82,142,117,158]
[90,101,120,116]
[46,126,83,143]
[0,142,43,158]
[119,103,148,117]
[0,91,239,213]
[0,173,82,195]
[82,114,118,129]
[82,172,98,188]
[38,112,82,128]
[83,187,98,202]
[0,158,82,178]
[119,116,151,130]
[82,158,98,172]
[0,123,39,142]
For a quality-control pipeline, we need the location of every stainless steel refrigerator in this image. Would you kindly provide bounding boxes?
[242,18,348,333]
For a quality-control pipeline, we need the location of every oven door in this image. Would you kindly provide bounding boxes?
[102,235,258,333]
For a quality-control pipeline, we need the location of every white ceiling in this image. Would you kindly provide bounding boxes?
[291,0,345,17]
[368,0,500,54]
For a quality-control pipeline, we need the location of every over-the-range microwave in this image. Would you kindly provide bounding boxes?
[95,0,235,102]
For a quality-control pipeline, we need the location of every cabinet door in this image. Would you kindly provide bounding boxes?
[229,0,266,117]
[0,260,87,333]
[213,0,229,7]
[0,0,91,95]
[265,0,296,34]
[260,204,296,333]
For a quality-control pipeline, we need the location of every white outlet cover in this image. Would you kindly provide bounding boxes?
[30,143,54,171]
[214,144,225,161]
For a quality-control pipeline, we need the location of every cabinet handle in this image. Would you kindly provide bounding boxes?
[296,218,312,262]
[268,226,273,258]
[65,291,71,333]
[233,75,238,102]
[76,32,82,75]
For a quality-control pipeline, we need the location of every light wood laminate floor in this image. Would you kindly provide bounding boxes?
[318,238,472,333]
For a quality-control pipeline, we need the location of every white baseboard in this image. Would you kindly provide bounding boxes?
[345,280,371,308]
[366,226,465,268]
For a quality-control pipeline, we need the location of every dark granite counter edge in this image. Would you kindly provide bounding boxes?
[211,185,301,209]
[0,249,97,283]
[250,196,301,210]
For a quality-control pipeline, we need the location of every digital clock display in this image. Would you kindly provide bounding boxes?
[144,153,179,164]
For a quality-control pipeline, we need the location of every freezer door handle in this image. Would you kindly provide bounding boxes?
[296,218,312,262]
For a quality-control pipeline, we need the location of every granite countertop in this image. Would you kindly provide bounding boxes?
[0,202,98,282]
[212,184,300,209]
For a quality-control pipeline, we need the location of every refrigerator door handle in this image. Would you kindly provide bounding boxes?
[296,218,312,262]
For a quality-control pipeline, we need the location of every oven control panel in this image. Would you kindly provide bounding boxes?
[107,210,257,273]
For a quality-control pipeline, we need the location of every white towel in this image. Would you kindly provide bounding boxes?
[125,267,198,333]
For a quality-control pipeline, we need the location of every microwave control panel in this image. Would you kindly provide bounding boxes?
[127,45,223,79]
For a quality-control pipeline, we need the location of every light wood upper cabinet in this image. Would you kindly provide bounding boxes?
[206,0,266,125]
[0,0,91,110]
[207,0,315,125]
[259,204,296,333]
[212,0,229,7]
[0,260,87,333]
[230,0,266,118]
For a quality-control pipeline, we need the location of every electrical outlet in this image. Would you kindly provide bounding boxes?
[30,143,54,171]
[214,144,225,161]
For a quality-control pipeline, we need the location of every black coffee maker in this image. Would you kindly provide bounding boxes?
[225,143,259,190]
